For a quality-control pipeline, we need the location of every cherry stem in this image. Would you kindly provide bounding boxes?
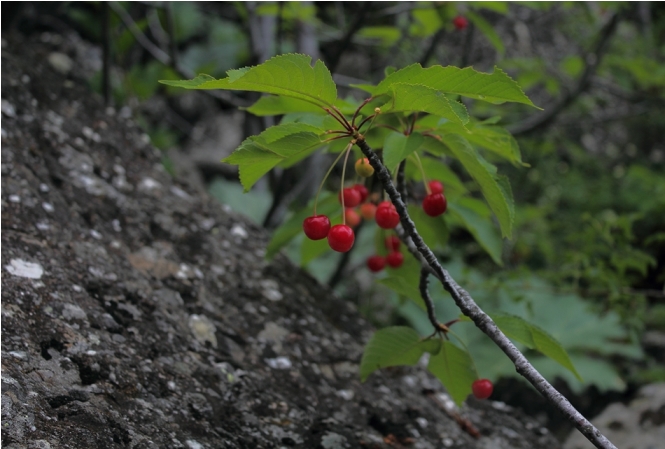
[339,141,354,224]
[324,107,352,132]
[411,152,430,194]
[357,113,378,133]
[351,97,373,128]
[313,143,351,215]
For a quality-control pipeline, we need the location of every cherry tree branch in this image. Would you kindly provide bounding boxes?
[352,133,617,449]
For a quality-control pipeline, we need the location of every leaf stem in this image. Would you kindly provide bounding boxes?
[352,133,618,449]
[324,107,353,132]
[351,97,374,128]
[313,143,351,215]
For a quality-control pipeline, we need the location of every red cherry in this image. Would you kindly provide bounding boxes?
[366,255,386,272]
[429,180,444,194]
[339,188,362,208]
[327,224,355,252]
[385,235,401,252]
[345,208,361,228]
[453,16,468,30]
[303,215,331,240]
[386,252,404,268]
[353,184,369,203]
[375,201,400,229]
[360,203,377,220]
[422,193,447,217]
[472,379,493,400]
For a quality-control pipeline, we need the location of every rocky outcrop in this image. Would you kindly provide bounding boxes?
[1,33,560,449]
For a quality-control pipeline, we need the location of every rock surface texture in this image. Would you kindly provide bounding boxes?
[1,34,560,449]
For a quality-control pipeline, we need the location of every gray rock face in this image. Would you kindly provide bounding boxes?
[1,34,560,449]
[564,383,665,449]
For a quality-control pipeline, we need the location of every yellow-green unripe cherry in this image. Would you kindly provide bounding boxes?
[355,158,374,178]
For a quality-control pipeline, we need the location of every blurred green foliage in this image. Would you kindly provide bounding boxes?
[59,1,664,394]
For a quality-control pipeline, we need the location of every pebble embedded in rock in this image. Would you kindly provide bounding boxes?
[4,259,44,279]
[265,357,292,370]
[230,224,248,239]
[188,314,218,349]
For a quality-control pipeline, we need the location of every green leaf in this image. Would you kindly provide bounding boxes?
[377,277,427,311]
[427,341,477,406]
[408,204,449,250]
[222,123,325,191]
[358,64,536,107]
[406,154,468,194]
[383,84,469,126]
[444,134,515,238]
[160,53,337,108]
[246,95,359,117]
[447,200,503,265]
[438,122,525,166]
[265,194,339,260]
[383,132,425,170]
[467,11,505,56]
[360,327,441,382]
[245,96,326,116]
[489,312,583,381]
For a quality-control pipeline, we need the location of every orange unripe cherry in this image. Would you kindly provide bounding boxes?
[355,158,374,178]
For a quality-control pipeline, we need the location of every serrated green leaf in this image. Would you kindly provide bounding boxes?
[407,155,467,194]
[447,200,503,265]
[360,327,441,382]
[245,96,326,116]
[383,132,425,170]
[247,95,359,117]
[443,134,514,238]
[222,123,325,191]
[427,341,477,406]
[490,312,583,381]
[383,84,469,126]
[265,194,339,260]
[358,64,536,107]
[160,54,337,108]
[438,122,525,166]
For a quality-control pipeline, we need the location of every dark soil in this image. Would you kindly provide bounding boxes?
[1,32,560,449]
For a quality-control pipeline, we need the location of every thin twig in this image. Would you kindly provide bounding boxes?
[108,1,249,108]
[419,269,449,334]
[352,133,617,449]
[509,13,620,136]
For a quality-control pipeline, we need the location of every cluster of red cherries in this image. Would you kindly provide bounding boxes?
[302,157,448,261]
[302,156,493,401]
